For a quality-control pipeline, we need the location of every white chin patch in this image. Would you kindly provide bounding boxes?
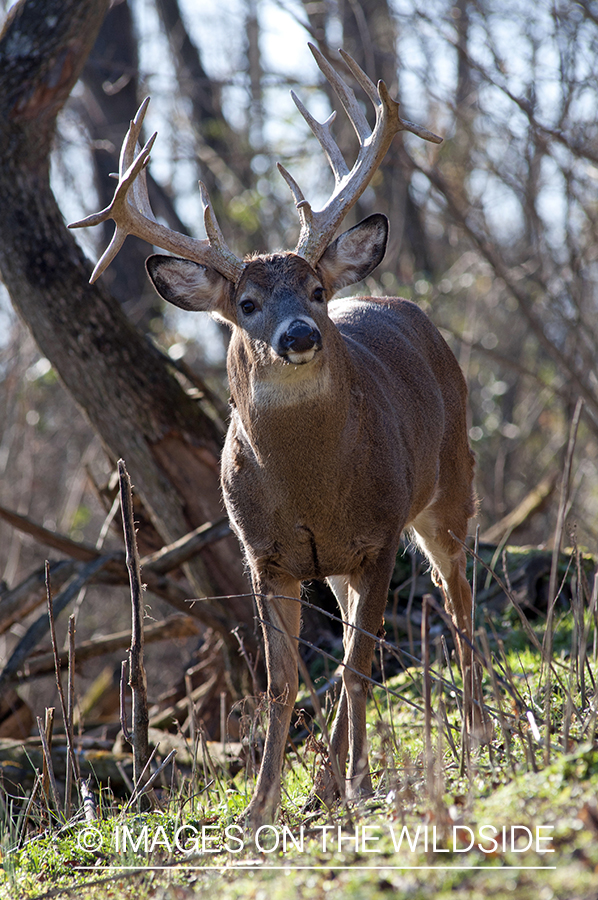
[286,348,316,365]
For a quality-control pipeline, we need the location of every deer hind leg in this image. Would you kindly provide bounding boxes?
[245,573,302,825]
[321,554,397,801]
[310,576,351,805]
[411,504,493,745]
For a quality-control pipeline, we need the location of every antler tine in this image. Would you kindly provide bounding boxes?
[69,99,244,285]
[69,132,158,282]
[280,44,443,266]
[337,48,379,106]
[337,47,443,146]
[198,181,249,277]
[308,43,370,143]
[119,97,156,221]
[290,93,349,184]
[276,162,308,209]
[118,97,149,174]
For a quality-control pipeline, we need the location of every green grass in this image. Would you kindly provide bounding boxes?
[2,551,598,899]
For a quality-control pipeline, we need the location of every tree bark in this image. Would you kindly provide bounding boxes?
[0,0,252,659]
[78,0,152,314]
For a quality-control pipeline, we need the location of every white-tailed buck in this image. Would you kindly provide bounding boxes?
[71,44,491,822]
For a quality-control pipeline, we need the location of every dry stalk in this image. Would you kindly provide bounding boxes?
[40,707,54,807]
[81,778,97,823]
[421,594,433,782]
[119,659,132,744]
[184,670,196,747]
[477,628,516,775]
[432,635,446,811]
[184,670,199,805]
[377,635,399,757]
[471,525,480,728]
[232,626,261,697]
[118,458,150,792]
[18,773,42,843]
[542,397,583,764]
[123,748,177,812]
[406,551,419,660]
[45,562,81,814]
[220,690,228,767]
[65,615,76,817]
[37,714,60,815]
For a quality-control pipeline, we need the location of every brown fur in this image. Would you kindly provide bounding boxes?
[146,218,492,825]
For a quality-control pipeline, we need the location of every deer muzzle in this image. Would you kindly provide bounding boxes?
[277,319,322,364]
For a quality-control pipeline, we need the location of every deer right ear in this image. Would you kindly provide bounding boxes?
[317,214,388,295]
[146,256,235,323]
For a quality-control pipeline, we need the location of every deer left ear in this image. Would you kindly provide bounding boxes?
[146,255,235,323]
[317,213,388,295]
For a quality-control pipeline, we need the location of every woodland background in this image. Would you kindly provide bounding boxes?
[0,0,596,734]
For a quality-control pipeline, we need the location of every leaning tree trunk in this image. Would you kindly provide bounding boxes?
[0,0,254,674]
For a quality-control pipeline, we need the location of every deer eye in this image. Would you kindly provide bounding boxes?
[312,286,325,303]
[240,299,257,315]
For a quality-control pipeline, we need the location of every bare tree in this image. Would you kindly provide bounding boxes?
[0,0,255,687]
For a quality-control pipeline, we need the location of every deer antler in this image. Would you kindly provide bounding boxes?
[69,98,244,284]
[71,47,440,283]
[278,43,442,266]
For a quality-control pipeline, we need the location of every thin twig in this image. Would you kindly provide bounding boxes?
[232,626,261,696]
[41,707,55,810]
[422,595,432,780]
[122,747,176,813]
[45,563,81,797]
[543,397,583,764]
[36,715,60,815]
[65,615,76,818]
[118,459,150,790]
[119,659,132,745]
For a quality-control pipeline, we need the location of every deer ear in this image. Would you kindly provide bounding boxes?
[317,214,388,295]
[146,255,235,323]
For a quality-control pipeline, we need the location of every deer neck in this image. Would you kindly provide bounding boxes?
[228,328,355,460]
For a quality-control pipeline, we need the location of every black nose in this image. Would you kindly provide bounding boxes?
[279,320,322,354]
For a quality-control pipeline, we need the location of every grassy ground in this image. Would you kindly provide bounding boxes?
[2,547,598,899]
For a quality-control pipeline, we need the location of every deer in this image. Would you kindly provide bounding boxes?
[71,43,492,824]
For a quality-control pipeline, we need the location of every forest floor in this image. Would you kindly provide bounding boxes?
[1,542,598,899]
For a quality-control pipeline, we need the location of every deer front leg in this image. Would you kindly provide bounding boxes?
[245,574,301,826]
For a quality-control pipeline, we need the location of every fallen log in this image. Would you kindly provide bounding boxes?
[18,614,200,680]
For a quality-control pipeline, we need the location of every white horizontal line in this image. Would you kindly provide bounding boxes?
[75,865,557,872]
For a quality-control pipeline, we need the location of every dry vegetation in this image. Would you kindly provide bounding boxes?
[1,0,598,896]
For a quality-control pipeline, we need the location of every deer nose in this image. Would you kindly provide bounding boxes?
[278,320,322,355]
